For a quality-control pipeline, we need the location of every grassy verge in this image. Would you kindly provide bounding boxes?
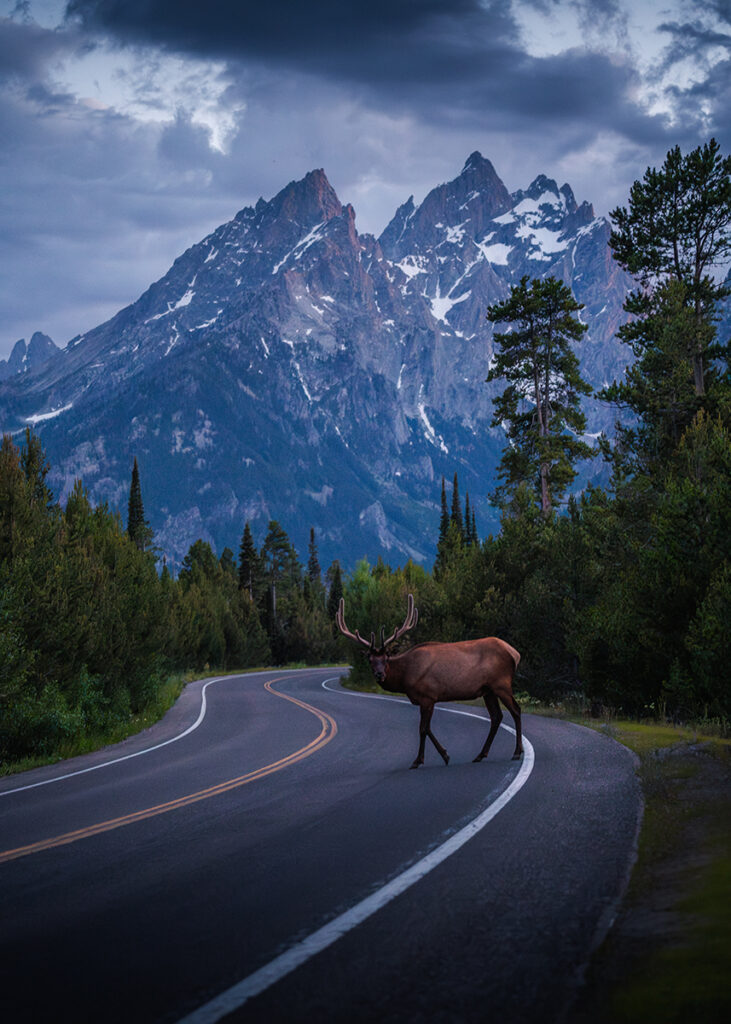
[554,714,731,1024]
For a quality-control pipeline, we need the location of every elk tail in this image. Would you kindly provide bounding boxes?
[503,641,521,668]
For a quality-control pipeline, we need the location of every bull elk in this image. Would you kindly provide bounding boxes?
[337,594,523,768]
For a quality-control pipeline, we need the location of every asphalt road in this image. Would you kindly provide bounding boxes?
[0,668,641,1024]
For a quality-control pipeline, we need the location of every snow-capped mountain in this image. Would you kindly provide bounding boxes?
[0,155,632,568]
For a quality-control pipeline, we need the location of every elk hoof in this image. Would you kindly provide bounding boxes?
[441,753,450,766]
[473,753,485,762]
[512,751,523,760]
[410,760,422,769]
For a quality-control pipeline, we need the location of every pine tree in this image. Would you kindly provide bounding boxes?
[326,560,344,625]
[599,279,710,473]
[450,472,464,536]
[260,521,302,654]
[261,521,300,589]
[126,457,152,552]
[435,475,465,578]
[487,275,594,515]
[438,477,449,545]
[471,508,477,546]
[238,521,261,597]
[219,547,237,579]
[307,527,321,585]
[20,428,53,509]
[464,492,472,545]
[0,434,25,563]
[608,138,731,399]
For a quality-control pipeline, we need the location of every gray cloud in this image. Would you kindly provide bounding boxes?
[1,11,78,79]
[657,18,731,73]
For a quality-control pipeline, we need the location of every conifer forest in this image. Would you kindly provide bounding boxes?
[1,140,729,767]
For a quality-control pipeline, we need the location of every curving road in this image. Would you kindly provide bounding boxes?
[0,668,641,1024]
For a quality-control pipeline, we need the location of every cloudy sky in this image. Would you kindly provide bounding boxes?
[1,0,730,358]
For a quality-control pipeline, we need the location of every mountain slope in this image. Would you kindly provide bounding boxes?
[0,156,633,569]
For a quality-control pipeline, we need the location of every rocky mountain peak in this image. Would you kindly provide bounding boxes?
[0,331,59,382]
[27,331,58,363]
[377,196,416,255]
[524,173,561,200]
[379,153,512,260]
[266,167,343,229]
[460,151,504,190]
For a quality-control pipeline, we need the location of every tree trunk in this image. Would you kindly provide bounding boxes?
[693,350,705,397]
[540,462,551,517]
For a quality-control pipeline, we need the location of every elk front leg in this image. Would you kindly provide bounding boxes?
[411,702,449,768]
[504,693,523,759]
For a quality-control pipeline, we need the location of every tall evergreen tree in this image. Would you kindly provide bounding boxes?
[219,546,236,579]
[601,140,731,475]
[261,521,300,589]
[450,472,464,536]
[126,457,152,552]
[260,520,301,653]
[0,434,25,563]
[487,275,594,515]
[307,527,321,585]
[608,138,731,399]
[20,428,53,509]
[438,476,449,546]
[238,521,261,597]
[464,492,472,545]
[326,560,344,625]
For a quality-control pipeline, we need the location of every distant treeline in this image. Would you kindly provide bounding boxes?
[0,432,349,763]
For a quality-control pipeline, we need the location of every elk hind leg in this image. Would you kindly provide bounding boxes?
[474,692,502,762]
[412,703,449,768]
[501,692,523,759]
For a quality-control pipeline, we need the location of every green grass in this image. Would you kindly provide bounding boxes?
[562,714,731,1023]
[610,850,731,1023]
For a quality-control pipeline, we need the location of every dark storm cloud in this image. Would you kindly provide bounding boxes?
[64,0,522,94]
[65,0,517,67]
[64,0,673,150]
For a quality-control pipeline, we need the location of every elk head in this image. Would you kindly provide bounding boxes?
[336,594,418,684]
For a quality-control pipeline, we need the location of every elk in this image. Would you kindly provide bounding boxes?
[337,594,523,768]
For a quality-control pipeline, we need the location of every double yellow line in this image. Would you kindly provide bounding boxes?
[0,677,337,866]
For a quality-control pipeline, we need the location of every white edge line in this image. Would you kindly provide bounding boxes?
[0,677,225,797]
[0,668,334,797]
[177,677,535,1024]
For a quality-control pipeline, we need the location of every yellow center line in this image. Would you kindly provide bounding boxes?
[0,676,338,866]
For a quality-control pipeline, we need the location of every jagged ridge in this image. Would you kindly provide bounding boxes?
[0,155,633,568]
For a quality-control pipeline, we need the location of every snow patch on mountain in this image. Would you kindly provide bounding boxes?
[25,402,73,424]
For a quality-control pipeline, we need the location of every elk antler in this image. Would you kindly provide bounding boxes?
[336,598,374,651]
[381,593,419,649]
